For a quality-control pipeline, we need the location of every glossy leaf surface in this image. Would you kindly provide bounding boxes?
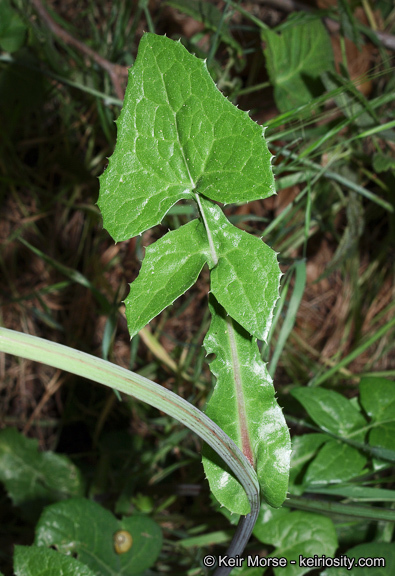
[202,297,291,513]
[98,33,274,242]
[304,440,367,486]
[125,219,209,338]
[201,197,280,341]
[35,498,162,575]
[291,387,367,440]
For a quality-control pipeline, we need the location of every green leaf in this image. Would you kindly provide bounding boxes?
[0,0,26,53]
[98,33,274,242]
[0,428,84,506]
[35,497,162,576]
[202,297,291,514]
[201,197,281,341]
[304,440,367,486]
[265,511,338,576]
[289,433,329,489]
[360,377,395,460]
[14,545,97,576]
[252,500,291,544]
[263,18,334,113]
[321,542,395,576]
[291,388,367,441]
[125,219,210,338]
[98,33,286,519]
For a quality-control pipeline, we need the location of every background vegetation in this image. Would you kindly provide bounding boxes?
[0,0,394,575]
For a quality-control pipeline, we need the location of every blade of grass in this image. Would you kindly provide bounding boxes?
[287,495,395,523]
[18,237,111,313]
[310,317,395,387]
[271,146,394,213]
[308,485,395,502]
[269,260,306,377]
[0,54,123,106]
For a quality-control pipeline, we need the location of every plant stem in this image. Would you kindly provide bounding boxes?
[194,193,219,267]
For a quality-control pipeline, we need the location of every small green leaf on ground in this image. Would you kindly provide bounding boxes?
[14,546,96,576]
[263,18,334,112]
[0,428,83,506]
[35,498,162,576]
[373,154,395,173]
[291,387,367,441]
[252,500,291,544]
[289,433,329,488]
[264,511,338,576]
[304,440,367,486]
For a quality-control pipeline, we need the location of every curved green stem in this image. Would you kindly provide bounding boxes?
[0,327,259,575]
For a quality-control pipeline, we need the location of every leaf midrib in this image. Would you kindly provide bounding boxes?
[226,316,254,467]
[154,55,221,269]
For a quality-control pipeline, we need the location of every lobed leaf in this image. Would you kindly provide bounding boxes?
[202,297,291,514]
[125,219,210,338]
[98,33,274,242]
[201,197,281,342]
[98,33,288,517]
